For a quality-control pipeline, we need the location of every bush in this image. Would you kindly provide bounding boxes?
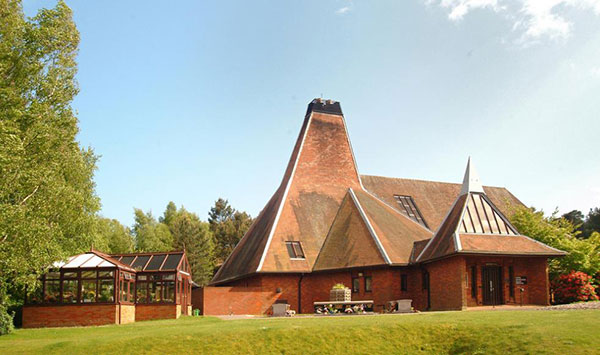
[552,271,599,304]
[0,305,14,335]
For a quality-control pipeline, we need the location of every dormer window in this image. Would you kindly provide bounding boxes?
[394,195,428,228]
[285,241,305,259]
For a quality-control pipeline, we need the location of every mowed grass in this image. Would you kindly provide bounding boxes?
[1,310,599,354]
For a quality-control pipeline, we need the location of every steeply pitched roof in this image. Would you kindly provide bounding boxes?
[313,191,388,271]
[211,99,362,284]
[416,159,566,262]
[314,188,433,270]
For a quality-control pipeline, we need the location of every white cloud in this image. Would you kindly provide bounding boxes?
[430,0,600,43]
[336,6,352,15]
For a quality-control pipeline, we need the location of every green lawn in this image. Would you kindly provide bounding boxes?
[1,310,599,354]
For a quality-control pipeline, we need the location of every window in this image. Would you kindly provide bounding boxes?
[471,266,477,298]
[364,276,372,292]
[509,266,515,298]
[285,241,305,259]
[98,279,114,302]
[352,278,359,293]
[44,280,60,303]
[394,195,428,228]
[401,274,408,291]
[62,276,78,304]
[81,279,97,303]
[137,282,148,303]
[422,271,429,291]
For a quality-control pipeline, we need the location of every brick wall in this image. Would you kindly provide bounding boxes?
[135,304,179,321]
[426,256,467,311]
[464,256,549,307]
[22,305,118,328]
[200,286,281,315]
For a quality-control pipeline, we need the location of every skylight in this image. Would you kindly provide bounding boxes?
[285,241,305,259]
[394,195,428,228]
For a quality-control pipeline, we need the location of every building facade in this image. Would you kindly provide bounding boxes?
[23,250,193,328]
[198,99,565,315]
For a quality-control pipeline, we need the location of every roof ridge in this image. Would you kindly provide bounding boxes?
[360,174,510,190]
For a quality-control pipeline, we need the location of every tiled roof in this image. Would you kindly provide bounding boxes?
[360,175,523,232]
[459,234,566,256]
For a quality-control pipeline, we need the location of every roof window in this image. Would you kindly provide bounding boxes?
[394,195,428,228]
[285,241,305,259]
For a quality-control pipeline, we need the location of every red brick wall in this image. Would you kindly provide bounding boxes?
[200,286,281,315]
[426,256,467,311]
[22,305,118,328]
[135,304,179,321]
[464,256,549,307]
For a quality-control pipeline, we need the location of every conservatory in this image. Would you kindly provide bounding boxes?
[22,249,192,328]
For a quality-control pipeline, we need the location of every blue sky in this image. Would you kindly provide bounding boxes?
[23,1,600,226]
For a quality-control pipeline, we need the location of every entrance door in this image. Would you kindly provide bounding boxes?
[482,266,503,305]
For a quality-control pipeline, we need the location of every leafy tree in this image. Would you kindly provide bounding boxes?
[562,210,584,237]
[170,210,215,286]
[0,0,99,332]
[208,198,253,263]
[159,201,178,230]
[510,206,600,279]
[132,209,173,252]
[94,217,134,254]
[583,208,600,239]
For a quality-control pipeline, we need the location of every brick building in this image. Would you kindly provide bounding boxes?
[199,99,565,315]
[22,250,193,328]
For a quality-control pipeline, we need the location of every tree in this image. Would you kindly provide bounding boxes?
[562,210,584,237]
[510,206,600,279]
[159,201,178,230]
[0,0,99,333]
[132,209,173,252]
[94,217,134,254]
[583,208,600,239]
[208,199,253,263]
[170,210,215,286]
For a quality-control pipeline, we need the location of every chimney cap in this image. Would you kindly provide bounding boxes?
[306,98,343,116]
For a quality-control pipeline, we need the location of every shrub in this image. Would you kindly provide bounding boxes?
[0,305,14,335]
[332,283,346,290]
[551,271,599,304]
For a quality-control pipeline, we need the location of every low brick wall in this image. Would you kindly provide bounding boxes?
[22,304,118,328]
[200,286,280,315]
[135,304,180,321]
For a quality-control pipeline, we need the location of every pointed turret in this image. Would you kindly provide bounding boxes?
[211,99,363,284]
[416,158,565,262]
[460,157,484,195]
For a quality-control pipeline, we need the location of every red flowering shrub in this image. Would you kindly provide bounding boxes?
[552,271,599,304]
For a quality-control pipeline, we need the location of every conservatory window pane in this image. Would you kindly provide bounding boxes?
[137,282,147,303]
[98,270,114,278]
[162,254,182,270]
[146,255,167,270]
[47,271,60,279]
[132,255,150,270]
[63,271,78,279]
[98,279,114,302]
[163,274,175,281]
[62,279,79,303]
[164,281,175,302]
[44,280,60,303]
[82,271,96,279]
[81,280,97,303]
[28,286,43,304]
